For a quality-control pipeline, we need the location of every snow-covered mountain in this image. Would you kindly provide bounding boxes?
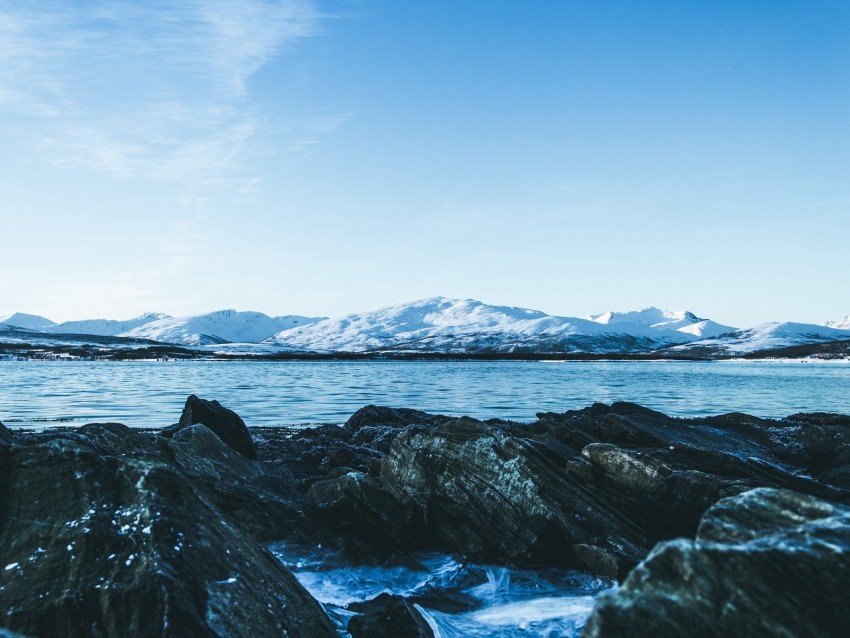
[588,307,733,339]
[0,312,56,331]
[266,297,735,354]
[666,322,850,356]
[43,312,170,337]
[4,300,848,357]
[121,310,325,346]
[826,315,850,330]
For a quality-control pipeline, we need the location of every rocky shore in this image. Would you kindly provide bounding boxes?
[2,396,850,636]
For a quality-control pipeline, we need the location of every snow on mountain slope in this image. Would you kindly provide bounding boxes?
[266,297,571,352]
[43,312,170,336]
[121,310,324,346]
[10,300,843,356]
[0,312,56,330]
[826,315,850,330]
[589,307,734,339]
[668,322,850,355]
[267,297,731,354]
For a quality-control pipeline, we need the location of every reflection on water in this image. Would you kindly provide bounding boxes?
[270,545,614,638]
[1,359,849,428]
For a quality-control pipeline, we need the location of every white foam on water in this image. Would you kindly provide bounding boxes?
[271,546,614,638]
[417,596,598,638]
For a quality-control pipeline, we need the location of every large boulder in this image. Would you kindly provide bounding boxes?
[306,470,426,557]
[373,403,850,577]
[526,402,849,541]
[167,395,257,459]
[161,424,304,541]
[0,423,335,638]
[583,488,850,638]
[381,416,646,572]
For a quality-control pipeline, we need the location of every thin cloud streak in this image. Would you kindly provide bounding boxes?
[0,0,321,183]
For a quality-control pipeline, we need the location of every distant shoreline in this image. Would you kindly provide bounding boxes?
[1,343,849,362]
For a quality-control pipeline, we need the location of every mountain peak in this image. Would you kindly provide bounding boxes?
[589,307,700,326]
[265,298,734,353]
[826,315,850,330]
[121,310,324,346]
[0,312,56,330]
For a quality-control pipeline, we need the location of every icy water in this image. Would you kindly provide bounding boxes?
[271,546,614,638]
[1,359,849,428]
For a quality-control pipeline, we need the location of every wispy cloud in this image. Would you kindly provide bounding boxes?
[0,0,322,183]
[286,112,352,153]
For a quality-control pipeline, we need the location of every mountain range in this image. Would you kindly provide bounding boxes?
[2,298,849,358]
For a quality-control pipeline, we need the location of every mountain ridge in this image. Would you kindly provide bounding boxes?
[265,297,736,354]
[2,297,848,357]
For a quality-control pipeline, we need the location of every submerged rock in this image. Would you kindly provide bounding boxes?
[347,593,434,638]
[583,488,850,638]
[165,394,257,459]
[0,422,334,637]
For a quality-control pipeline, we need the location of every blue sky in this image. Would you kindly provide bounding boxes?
[1,0,848,326]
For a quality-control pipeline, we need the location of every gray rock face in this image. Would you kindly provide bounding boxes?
[170,394,257,459]
[0,422,335,638]
[583,488,850,638]
[162,424,304,541]
[371,403,850,577]
[382,417,646,570]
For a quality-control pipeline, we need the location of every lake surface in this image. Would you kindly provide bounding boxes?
[1,359,849,429]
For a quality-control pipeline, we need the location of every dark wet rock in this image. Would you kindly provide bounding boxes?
[0,423,335,638]
[345,405,451,432]
[5,396,850,635]
[382,416,647,572]
[249,401,850,579]
[581,443,670,492]
[583,488,850,638]
[347,593,434,638]
[166,394,257,459]
[306,471,425,557]
[785,412,850,488]
[160,424,304,541]
[0,420,13,446]
[261,423,384,493]
[374,402,850,577]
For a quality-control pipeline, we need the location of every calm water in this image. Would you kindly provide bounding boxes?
[1,359,848,429]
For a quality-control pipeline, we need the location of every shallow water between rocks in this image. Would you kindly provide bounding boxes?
[271,545,614,637]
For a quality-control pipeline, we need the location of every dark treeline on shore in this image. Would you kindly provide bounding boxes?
[3,340,850,362]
